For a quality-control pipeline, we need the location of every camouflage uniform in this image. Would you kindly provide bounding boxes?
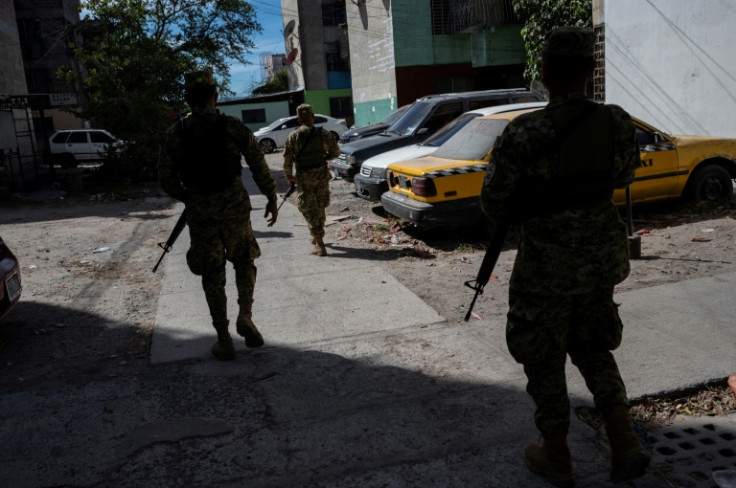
[480,88,640,433]
[159,70,277,355]
[283,104,340,243]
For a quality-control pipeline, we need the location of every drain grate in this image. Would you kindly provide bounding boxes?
[646,418,736,487]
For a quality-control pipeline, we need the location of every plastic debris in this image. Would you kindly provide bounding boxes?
[93,246,111,253]
[692,237,712,242]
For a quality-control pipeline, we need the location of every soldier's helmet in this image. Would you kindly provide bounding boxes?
[184,69,216,90]
[297,103,314,117]
[543,26,595,58]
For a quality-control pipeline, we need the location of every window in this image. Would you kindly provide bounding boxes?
[90,131,114,143]
[423,102,464,133]
[241,109,266,124]
[467,98,506,111]
[322,1,346,26]
[431,0,522,35]
[52,132,69,144]
[67,132,88,143]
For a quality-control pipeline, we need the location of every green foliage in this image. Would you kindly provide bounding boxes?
[63,0,262,179]
[512,0,592,82]
[251,69,289,95]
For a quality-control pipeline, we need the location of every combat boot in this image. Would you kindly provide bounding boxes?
[311,235,327,256]
[524,433,574,487]
[602,405,650,483]
[236,309,264,348]
[211,321,235,361]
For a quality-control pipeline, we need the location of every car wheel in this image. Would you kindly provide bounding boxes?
[259,139,276,154]
[59,153,78,169]
[687,164,734,202]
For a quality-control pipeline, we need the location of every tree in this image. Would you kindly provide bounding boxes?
[512,0,592,82]
[251,69,289,95]
[62,0,262,179]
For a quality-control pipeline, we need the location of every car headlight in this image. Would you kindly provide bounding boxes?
[371,167,387,179]
[348,155,357,167]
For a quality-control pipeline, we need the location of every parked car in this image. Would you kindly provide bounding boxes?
[48,129,123,169]
[354,102,548,201]
[381,108,736,228]
[329,88,544,181]
[340,104,412,144]
[254,114,348,154]
[0,236,21,320]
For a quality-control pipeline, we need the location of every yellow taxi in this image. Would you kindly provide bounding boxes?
[381,108,736,227]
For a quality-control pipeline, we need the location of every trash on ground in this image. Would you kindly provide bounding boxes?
[93,246,111,253]
[692,237,712,242]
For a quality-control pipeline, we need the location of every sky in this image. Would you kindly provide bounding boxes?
[228,0,286,98]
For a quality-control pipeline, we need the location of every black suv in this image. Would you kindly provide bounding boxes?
[339,104,412,144]
[329,88,543,181]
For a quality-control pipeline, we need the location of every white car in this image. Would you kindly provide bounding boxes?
[353,101,548,201]
[254,114,348,154]
[47,129,124,169]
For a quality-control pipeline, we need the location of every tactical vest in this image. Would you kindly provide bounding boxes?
[513,101,614,221]
[176,114,242,195]
[295,127,325,171]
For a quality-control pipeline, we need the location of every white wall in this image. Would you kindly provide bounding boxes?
[604,0,736,137]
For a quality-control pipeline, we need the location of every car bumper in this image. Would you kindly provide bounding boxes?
[354,173,388,201]
[380,192,482,227]
[329,159,359,180]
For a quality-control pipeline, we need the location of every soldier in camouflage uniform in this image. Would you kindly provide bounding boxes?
[480,27,650,485]
[159,69,279,361]
[282,104,340,256]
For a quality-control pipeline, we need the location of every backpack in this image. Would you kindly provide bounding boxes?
[176,114,243,195]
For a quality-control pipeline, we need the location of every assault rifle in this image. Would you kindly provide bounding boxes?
[152,210,187,273]
[278,182,297,210]
[463,222,510,321]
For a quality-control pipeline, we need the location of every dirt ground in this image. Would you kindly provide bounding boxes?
[1,155,735,424]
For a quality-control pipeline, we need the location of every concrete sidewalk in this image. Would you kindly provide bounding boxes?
[149,172,736,487]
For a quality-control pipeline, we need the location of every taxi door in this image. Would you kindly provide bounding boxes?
[626,123,680,203]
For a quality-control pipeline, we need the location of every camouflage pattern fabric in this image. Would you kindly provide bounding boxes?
[507,288,629,434]
[480,93,640,295]
[480,92,640,434]
[159,105,277,325]
[283,124,340,238]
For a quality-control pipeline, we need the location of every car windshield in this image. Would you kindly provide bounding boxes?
[380,104,412,126]
[385,101,435,136]
[432,118,510,161]
[421,112,482,148]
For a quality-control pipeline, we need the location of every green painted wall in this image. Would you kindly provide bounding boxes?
[304,88,353,117]
[432,35,472,65]
[392,1,433,67]
[471,27,526,67]
[352,97,399,128]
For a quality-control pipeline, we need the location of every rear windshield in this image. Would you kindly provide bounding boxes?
[432,118,509,161]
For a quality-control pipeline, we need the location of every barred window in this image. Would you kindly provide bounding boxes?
[431,0,522,35]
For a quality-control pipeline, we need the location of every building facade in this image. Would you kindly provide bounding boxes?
[281,0,354,125]
[594,0,736,138]
[346,0,527,127]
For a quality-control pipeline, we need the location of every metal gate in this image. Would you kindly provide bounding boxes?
[0,94,54,194]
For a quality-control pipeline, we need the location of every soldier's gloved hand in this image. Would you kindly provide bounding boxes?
[265,197,278,227]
